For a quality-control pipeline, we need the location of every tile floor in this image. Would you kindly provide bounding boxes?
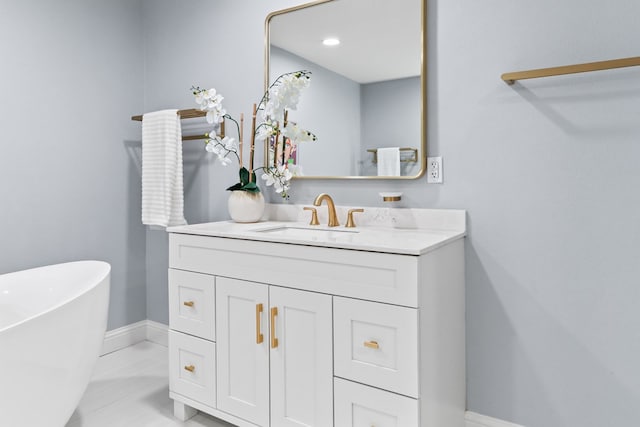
[65,341,232,427]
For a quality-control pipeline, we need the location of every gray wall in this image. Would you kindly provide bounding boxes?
[0,0,147,330]
[142,1,640,426]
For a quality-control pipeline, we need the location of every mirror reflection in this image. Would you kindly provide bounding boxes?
[266,0,424,179]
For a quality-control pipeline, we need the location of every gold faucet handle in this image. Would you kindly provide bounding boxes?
[303,207,320,225]
[345,208,364,228]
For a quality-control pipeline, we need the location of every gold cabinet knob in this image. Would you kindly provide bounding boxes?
[346,208,364,228]
[184,365,195,372]
[303,207,320,225]
[183,301,195,307]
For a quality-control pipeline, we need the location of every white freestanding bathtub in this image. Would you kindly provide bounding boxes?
[0,260,111,427]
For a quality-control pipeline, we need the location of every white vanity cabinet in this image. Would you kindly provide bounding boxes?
[167,217,465,427]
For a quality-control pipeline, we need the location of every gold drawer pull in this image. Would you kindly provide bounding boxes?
[364,340,380,349]
[256,303,264,344]
[270,307,279,349]
[183,301,195,307]
[184,365,195,373]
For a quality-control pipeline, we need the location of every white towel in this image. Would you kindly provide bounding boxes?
[141,109,187,227]
[377,147,401,176]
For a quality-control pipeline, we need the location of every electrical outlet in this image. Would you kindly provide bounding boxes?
[427,156,443,184]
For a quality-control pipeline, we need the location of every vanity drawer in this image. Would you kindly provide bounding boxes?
[169,268,215,341]
[334,297,418,398]
[334,377,418,427]
[170,233,419,307]
[168,330,216,408]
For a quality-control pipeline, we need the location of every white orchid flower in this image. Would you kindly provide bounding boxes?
[255,123,276,142]
[264,71,311,123]
[282,123,316,144]
[261,172,276,186]
[218,155,232,166]
[206,110,224,124]
[205,141,217,153]
[277,164,293,180]
[221,136,237,151]
[287,163,304,177]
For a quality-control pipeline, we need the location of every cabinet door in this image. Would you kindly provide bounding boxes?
[216,277,269,426]
[269,286,333,427]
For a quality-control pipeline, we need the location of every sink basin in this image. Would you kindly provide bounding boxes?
[253,225,359,242]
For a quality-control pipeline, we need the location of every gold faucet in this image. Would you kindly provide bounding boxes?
[313,193,339,227]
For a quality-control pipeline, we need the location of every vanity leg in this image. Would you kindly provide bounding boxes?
[173,400,198,421]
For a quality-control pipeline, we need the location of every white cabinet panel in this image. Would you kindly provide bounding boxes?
[334,297,418,398]
[216,278,269,426]
[168,269,215,341]
[270,286,333,427]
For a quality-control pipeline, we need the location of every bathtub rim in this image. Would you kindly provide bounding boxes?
[0,260,111,334]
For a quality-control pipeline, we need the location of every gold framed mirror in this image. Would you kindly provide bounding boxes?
[265,0,426,179]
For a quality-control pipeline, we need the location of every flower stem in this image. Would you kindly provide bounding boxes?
[256,70,311,111]
[223,114,240,140]
[249,103,257,182]
[239,113,244,168]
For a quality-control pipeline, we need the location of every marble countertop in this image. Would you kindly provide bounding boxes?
[167,205,466,256]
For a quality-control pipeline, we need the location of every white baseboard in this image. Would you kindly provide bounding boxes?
[466,411,525,427]
[101,320,168,355]
[146,319,169,347]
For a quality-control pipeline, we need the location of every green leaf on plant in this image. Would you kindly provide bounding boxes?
[239,167,250,185]
[242,182,258,191]
[226,183,243,191]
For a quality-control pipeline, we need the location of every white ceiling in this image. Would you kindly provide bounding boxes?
[268,0,422,84]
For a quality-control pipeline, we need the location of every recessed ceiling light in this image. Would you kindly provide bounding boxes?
[322,38,340,46]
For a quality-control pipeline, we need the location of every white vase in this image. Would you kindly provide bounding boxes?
[227,191,265,223]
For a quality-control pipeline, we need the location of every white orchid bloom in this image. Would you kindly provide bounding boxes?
[193,87,226,124]
[206,109,224,124]
[255,123,276,142]
[280,164,293,182]
[218,155,232,166]
[264,71,311,123]
[287,163,304,177]
[261,172,276,186]
[207,89,218,100]
[282,123,316,144]
[213,145,226,157]
[220,136,236,151]
[205,140,217,153]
